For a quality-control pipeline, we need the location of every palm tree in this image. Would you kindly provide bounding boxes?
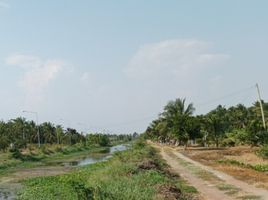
[40,122,56,144]
[161,98,195,146]
[205,105,228,148]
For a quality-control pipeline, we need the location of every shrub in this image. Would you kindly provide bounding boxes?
[221,137,236,147]
[195,138,205,146]
[257,145,268,159]
[0,135,9,152]
[14,139,27,149]
[10,147,23,159]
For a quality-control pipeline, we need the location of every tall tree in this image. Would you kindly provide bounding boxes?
[161,98,195,145]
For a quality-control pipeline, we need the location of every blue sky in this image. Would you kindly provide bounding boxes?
[0,0,267,133]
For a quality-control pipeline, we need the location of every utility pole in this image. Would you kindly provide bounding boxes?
[256,83,266,129]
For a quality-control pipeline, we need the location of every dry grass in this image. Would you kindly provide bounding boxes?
[225,153,268,165]
[183,146,268,190]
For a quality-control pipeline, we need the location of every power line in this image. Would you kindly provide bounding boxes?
[83,85,257,130]
[196,85,255,108]
[93,114,158,129]
[54,85,258,131]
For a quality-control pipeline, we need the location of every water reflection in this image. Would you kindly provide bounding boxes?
[73,144,128,166]
[0,184,21,200]
[0,188,11,200]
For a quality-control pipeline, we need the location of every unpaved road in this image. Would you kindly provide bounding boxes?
[153,144,268,200]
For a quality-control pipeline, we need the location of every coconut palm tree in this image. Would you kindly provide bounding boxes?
[161,98,195,145]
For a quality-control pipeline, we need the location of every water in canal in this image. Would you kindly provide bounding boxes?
[71,144,128,166]
[0,144,128,200]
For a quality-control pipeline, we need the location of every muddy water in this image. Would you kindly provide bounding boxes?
[70,144,128,166]
[0,183,21,200]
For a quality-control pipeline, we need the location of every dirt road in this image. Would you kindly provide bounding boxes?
[153,144,268,200]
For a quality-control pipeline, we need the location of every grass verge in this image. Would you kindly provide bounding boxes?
[18,140,197,200]
[217,159,268,172]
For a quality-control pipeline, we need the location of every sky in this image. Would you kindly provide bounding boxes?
[0,0,268,134]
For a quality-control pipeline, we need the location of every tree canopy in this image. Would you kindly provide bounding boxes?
[145,98,268,147]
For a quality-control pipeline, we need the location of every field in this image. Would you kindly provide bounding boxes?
[182,146,268,190]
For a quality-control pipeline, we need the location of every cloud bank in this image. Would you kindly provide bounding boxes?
[125,39,229,81]
[6,54,64,107]
[3,39,230,133]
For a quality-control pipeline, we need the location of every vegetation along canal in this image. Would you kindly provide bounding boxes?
[0,144,128,200]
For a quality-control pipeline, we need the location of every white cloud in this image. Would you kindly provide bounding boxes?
[123,39,230,119]
[6,54,64,107]
[6,54,41,69]
[125,39,229,80]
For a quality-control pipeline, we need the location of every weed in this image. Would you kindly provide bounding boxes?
[217,159,268,172]
[17,141,196,200]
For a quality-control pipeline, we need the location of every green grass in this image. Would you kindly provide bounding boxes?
[17,141,196,200]
[176,179,198,194]
[237,195,262,200]
[216,183,241,196]
[217,159,268,172]
[256,145,268,159]
[166,151,221,183]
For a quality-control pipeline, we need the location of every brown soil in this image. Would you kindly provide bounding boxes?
[0,166,73,185]
[152,143,268,200]
[138,159,160,170]
[183,147,268,189]
[157,184,182,200]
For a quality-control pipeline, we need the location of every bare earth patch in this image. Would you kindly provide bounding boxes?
[0,166,73,184]
[152,143,268,200]
[183,146,268,189]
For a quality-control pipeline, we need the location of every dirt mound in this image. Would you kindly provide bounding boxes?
[138,159,160,170]
[157,184,182,200]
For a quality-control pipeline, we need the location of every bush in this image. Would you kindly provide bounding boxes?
[221,137,236,147]
[14,139,27,149]
[86,134,110,147]
[10,147,23,159]
[257,145,268,159]
[233,129,248,145]
[41,146,54,155]
[0,136,9,151]
[55,146,63,152]
[195,138,205,146]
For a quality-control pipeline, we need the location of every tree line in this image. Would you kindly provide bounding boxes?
[0,117,137,151]
[145,98,268,147]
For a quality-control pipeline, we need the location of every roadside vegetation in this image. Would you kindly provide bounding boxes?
[145,98,268,154]
[0,123,136,177]
[144,97,268,189]
[217,159,268,172]
[18,139,198,200]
